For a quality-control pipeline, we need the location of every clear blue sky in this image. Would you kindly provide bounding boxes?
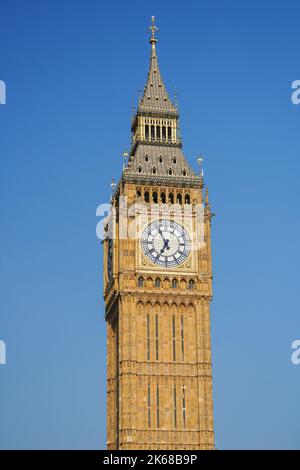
[0,0,299,450]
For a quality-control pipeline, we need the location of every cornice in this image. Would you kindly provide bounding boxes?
[123,173,203,189]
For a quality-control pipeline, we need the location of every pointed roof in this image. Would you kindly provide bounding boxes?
[126,144,196,178]
[138,17,177,115]
[123,17,202,188]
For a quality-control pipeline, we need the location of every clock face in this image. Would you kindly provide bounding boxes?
[107,238,113,279]
[141,220,191,268]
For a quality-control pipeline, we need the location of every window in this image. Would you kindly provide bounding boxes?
[185,194,190,204]
[155,314,159,361]
[156,385,160,428]
[151,125,155,139]
[181,316,184,361]
[162,126,166,140]
[172,315,176,361]
[172,279,178,289]
[173,386,177,428]
[155,278,161,288]
[152,167,157,175]
[145,125,149,139]
[159,155,163,163]
[188,279,195,289]
[182,169,187,176]
[182,386,186,428]
[168,168,173,175]
[138,276,144,287]
[144,191,150,203]
[147,384,151,427]
[147,314,150,361]
[153,191,158,203]
[136,190,141,198]
[168,126,172,140]
[161,192,166,203]
[145,155,149,162]
[169,192,174,204]
[138,166,142,173]
[156,126,160,139]
[177,193,182,204]
[172,157,177,164]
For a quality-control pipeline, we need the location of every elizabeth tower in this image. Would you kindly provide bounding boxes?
[103,18,215,450]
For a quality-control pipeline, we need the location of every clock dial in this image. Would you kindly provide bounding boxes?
[107,238,113,279]
[141,220,191,268]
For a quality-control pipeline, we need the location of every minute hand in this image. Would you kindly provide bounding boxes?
[158,227,167,243]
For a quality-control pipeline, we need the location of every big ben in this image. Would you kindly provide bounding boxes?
[103,17,215,450]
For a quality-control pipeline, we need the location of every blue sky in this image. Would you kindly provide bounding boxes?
[0,0,300,449]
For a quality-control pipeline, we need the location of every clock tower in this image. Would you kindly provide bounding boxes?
[103,17,215,450]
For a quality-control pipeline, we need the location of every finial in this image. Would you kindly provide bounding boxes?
[122,150,129,170]
[110,178,116,191]
[110,178,116,202]
[149,16,158,44]
[138,86,143,105]
[173,87,179,109]
[197,155,204,177]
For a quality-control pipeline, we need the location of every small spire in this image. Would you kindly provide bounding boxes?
[110,178,116,191]
[205,187,214,218]
[173,87,179,109]
[149,15,158,45]
[205,187,209,206]
[197,155,204,177]
[122,150,129,170]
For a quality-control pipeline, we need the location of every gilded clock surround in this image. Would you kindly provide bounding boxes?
[103,17,215,450]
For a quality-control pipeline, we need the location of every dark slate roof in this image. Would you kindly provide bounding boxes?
[126,144,196,178]
[138,42,177,115]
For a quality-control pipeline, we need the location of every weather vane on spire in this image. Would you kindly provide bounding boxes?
[149,15,158,44]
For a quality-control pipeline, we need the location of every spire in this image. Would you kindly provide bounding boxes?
[138,17,177,114]
[124,17,202,187]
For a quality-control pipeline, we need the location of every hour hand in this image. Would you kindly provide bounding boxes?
[160,238,169,254]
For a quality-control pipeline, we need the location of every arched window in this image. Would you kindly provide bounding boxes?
[172,157,177,164]
[152,167,157,175]
[162,126,166,140]
[138,166,142,173]
[136,190,141,198]
[159,155,163,163]
[185,194,190,204]
[144,191,150,203]
[169,192,174,204]
[155,278,161,288]
[172,279,178,289]
[145,154,149,162]
[188,279,195,290]
[182,169,186,176]
[145,125,149,139]
[168,126,172,140]
[156,126,161,139]
[151,125,155,139]
[161,192,166,203]
[153,191,158,203]
[177,193,182,204]
[168,168,173,175]
[138,277,144,287]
